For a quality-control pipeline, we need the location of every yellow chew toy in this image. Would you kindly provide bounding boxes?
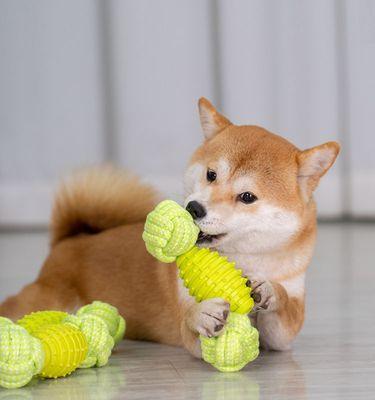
[33,323,88,378]
[177,247,254,314]
[17,310,68,335]
[0,301,126,389]
[143,200,260,372]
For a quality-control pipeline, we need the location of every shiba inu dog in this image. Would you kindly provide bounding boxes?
[0,98,339,358]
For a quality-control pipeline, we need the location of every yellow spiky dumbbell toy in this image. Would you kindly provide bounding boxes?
[0,316,87,388]
[143,200,259,372]
[0,301,126,388]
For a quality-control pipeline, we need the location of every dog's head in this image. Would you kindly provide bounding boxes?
[184,98,340,254]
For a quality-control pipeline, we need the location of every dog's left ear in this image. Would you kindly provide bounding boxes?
[297,141,340,201]
[198,97,232,139]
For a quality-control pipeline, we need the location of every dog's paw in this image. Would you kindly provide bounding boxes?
[190,298,230,338]
[249,279,277,312]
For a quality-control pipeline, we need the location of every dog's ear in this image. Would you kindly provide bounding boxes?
[297,141,340,201]
[198,97,232,139]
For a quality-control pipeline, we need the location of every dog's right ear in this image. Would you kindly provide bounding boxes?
[198,98,232,139]
[297,141,340,202]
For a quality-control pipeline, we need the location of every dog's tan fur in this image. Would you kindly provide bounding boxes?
[0,99,339,358]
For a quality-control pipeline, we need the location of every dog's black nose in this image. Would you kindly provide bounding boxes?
[186,201,206,220]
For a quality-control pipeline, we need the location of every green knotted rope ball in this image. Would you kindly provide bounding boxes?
[200,313,259,372]
[0,317,12,327]
[142,200,200,263]
[64,314,114,368]
[76,301,125,345]
[0,322,44,388]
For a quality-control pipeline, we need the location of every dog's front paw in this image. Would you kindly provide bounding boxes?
[189,298,230,338]
[250,280,277,312]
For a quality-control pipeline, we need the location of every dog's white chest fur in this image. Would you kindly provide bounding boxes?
[221,249,310,297]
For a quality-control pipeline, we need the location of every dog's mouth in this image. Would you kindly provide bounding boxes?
[197,231,226,244]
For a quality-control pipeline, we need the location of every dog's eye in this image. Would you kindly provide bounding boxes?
[206,169,217,182]
[238,192,257,204]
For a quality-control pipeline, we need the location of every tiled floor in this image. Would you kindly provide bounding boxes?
[0,223,374,399]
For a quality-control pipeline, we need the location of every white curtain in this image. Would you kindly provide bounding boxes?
[0,0,374,225]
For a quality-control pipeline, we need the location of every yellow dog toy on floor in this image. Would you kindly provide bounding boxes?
[0,301,125,389]
[143,200,259,372]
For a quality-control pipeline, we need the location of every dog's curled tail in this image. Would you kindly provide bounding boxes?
[50,166,159,246]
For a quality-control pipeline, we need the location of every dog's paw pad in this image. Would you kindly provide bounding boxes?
[194,298,230,337]
[250,280,277,312]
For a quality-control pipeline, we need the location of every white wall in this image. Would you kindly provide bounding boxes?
[344,0,375,216]
[0,0,374,225]
[107,0,216,187]
[0,0,105,224]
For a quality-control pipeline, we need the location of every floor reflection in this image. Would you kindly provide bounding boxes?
[198,350,305,400]
[200,372,260,400]
[255,351,306,399]
[0,364,126,400]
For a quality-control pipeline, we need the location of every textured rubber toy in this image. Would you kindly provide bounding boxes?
[64,314,114,368]
[177,247,254,314]
[32,323,88,378]
[142,200,200,263]
[76,301,126,345]
[0,322,44,389]
[200,313,259,372]
[0,301,126,389]
[143,200,253,313]
[143,200,260,372]
[17,310,68,335]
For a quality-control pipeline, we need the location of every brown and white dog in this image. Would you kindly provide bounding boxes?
[0,98,340,358]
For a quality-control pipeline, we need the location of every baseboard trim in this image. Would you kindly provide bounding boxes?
[0,176,186,226]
